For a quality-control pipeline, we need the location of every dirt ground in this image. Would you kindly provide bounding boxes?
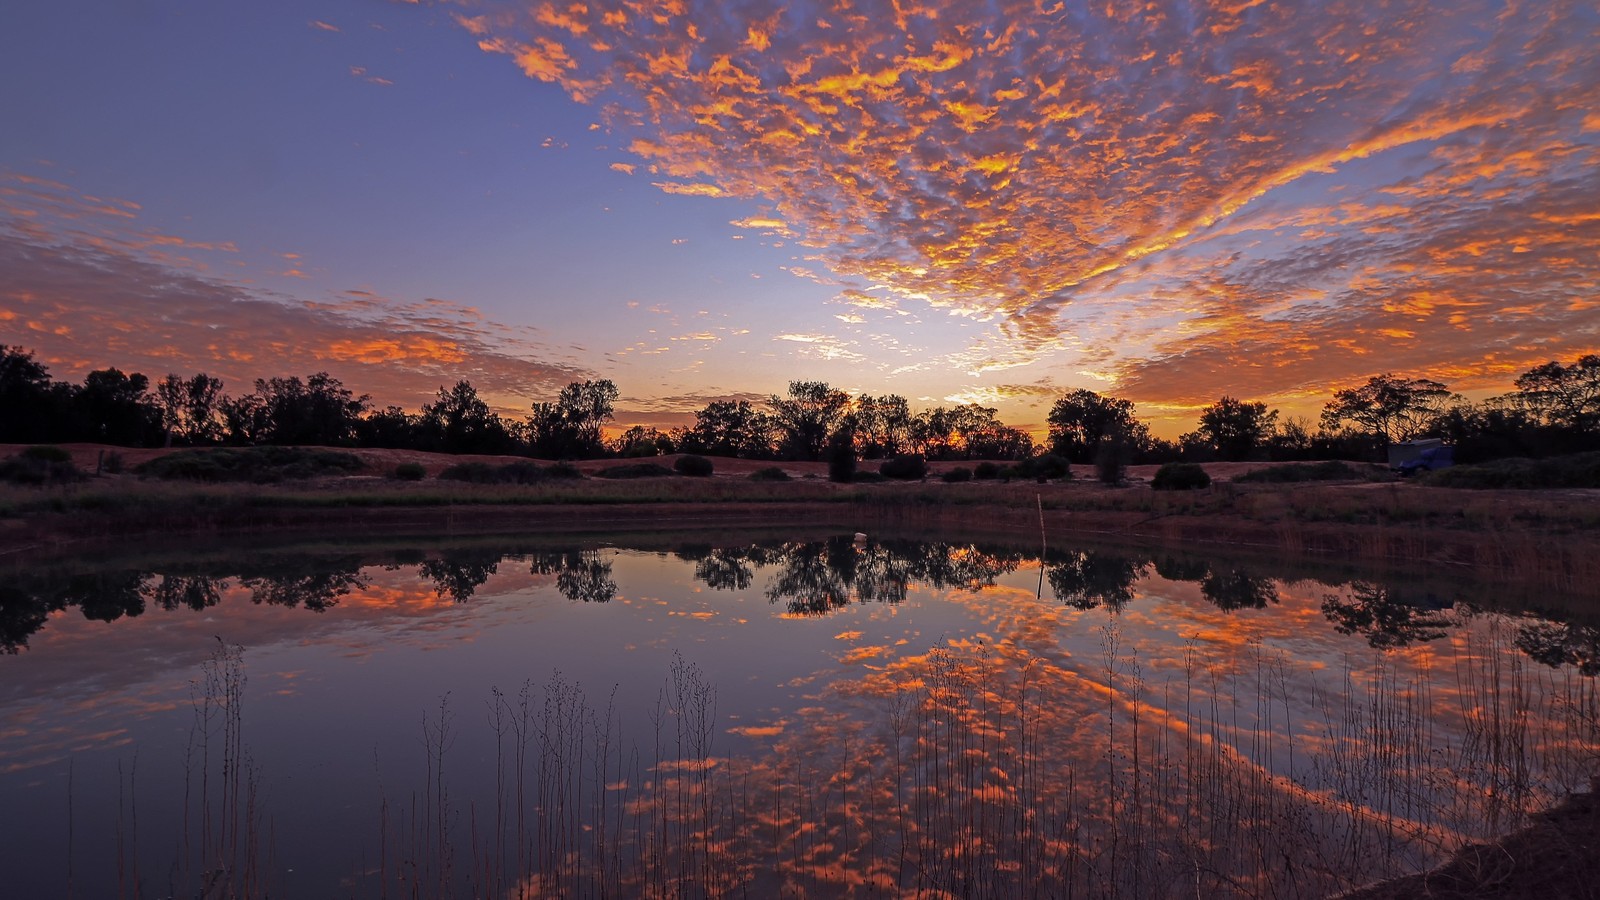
[13,443,1353,484]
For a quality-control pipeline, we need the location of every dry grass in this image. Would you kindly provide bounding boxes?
[4,445,1599,592]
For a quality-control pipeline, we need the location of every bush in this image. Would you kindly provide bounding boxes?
[22,446,73,464]
[827,432,857,484]
[673,454,714,477]
[0,448,81,485]
[596,463,675,479]
[1094,443,1127,485]
[544,462,584,480]
[749,466,791,482]
[1152,462,1212,491]
[941,467,973,483]
[851,471,888,483]
[136,447,365,482]
[437,460,548,484]
[973,461,1002,480]
[1011,453,1070,482]
[498,461,547,484]
[1424,452,1600,489]
[393,462,427,481]
[102,451,126,474]
[1234,461,1364,483]
[879,454,928,480]
[437,462,498,483]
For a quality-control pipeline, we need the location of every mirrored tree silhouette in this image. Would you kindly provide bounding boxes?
[69,571,150,622]
[1321,582,1452,649]
[1200,568,1280,612]
[530,550,617,603]
[1047,550,1144,612]
[420,551,500,603]
[150,574,226,612]
[243,569,368,612]
[1515,622,1600,675]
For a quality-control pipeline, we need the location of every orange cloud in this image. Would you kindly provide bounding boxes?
[452,0,1597,407]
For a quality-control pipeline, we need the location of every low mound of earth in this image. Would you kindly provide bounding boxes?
[1340,782,1600,900]
[5,443,1385,485]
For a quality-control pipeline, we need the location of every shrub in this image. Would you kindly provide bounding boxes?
[1012,453,1071,482]
[0,449,81,485]
[22,446,73,464]
[438,460,577,484]
[1152,462,1212,491]
[973,461,1002,480]
[544,462,584,480]
[1094,443,1127,485]
[596,463,675,479]
[851,471,888,483]
[879,454,928,480]
[674,454,714,477]
[1424,452,1600,489]
[749,466,791,482]
[941,467,973,483]
[102,451,126,474]
[1234,460,1364,483]
[827,432,857,484]
[136,447,365,482]
[393,462,427,481]
[437,462,498,483]
[497,461,548,484]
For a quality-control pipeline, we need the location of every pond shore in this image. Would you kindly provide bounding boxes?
[4,448,1597,598]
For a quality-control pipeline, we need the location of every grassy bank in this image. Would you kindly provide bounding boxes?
[4,469,1598,595]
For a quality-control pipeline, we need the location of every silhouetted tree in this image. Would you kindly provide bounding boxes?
[1513,355,1600,433]
[527,379,617,459]
[828,419,857,483]
[1320,374,1452,447]
[0,345,61,443]
[611,425,675,457]
[1047,389,1151,464]
[156,373,225,446]
[224,372,369,446]
[70,368,161,445]
[853,394,913,459]
[1194,397,1278,461]
[357,405,421,448]
[683,399,774,458]
[769,381,849,461]
[420,380,516,455]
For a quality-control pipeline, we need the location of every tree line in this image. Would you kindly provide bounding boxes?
[2,344,1596,464]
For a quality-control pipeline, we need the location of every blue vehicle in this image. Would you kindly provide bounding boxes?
[1387,438,1454,475]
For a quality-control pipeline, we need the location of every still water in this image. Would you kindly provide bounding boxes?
[2,530,1596,897]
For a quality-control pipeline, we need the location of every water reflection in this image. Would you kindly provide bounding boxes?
[528,549,617,603]
[1,537,1593,669]
[2,532,1598,898]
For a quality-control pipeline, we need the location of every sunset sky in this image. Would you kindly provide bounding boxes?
[2,0,1596,437]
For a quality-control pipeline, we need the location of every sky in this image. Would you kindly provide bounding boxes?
[1,0,1596,437]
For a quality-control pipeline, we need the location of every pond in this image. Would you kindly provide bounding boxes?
[2,529,1596,897]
